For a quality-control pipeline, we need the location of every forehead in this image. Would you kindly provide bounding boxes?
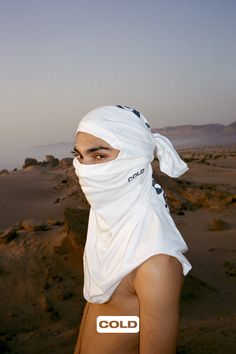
[76,131,111,147]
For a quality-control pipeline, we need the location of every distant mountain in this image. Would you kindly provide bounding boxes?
[152,121,236,148]
[30,122,236,162]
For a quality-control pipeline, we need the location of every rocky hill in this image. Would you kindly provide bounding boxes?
[153,121,236,148]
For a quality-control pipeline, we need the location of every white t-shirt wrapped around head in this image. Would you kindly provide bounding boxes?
[73,104,192,304]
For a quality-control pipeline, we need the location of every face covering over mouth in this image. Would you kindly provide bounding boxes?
[73,105,192,304]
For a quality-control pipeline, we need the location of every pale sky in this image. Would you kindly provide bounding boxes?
[0,0,235,169]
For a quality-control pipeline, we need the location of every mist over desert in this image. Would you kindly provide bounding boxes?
[0,126,235,353]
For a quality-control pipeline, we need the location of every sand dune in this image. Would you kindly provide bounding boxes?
[0,145,235,353]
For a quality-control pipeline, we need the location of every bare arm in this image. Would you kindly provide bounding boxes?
[73,301,90,354]
[133,254,184,354]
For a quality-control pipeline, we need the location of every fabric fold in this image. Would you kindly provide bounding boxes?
[152,132,189,178]
[73,104,192,304]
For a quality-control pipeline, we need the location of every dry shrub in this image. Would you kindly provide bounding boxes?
[208,218,230,231]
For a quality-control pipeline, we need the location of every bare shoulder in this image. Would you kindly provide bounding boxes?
[134,253,184,274]
[133,254,184,353]
[133,254,184,296]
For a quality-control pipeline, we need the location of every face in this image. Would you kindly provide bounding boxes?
[73,132,120,165]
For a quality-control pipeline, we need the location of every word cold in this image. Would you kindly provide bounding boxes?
[128,169,144,182]
[96,316,139,333]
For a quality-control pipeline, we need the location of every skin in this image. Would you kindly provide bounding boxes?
[73,132,120,164]
[73,132,184,354]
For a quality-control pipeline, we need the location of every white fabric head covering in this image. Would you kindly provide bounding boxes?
[73,105,192,303]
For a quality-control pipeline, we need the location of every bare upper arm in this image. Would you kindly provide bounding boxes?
[133,254,184,354]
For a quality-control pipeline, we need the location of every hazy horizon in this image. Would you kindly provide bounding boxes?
[1,120,235,171]
[0,0,235,169]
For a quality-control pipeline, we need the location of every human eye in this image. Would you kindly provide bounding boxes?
[71,149,82,160]
[94,154,106,160]
[71,149,78,157]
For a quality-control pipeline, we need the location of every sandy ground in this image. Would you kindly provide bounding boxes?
[0,145,235,354]
[0,165,86,230]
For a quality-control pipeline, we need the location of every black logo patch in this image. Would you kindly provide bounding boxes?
[152,178,169,209]
[116,105,150,129]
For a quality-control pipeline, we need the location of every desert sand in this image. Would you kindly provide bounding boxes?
[0,145,235,354]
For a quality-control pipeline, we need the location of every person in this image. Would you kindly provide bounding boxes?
[72,105,192,354]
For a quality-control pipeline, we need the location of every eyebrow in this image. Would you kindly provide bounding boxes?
[73,145,112,154]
